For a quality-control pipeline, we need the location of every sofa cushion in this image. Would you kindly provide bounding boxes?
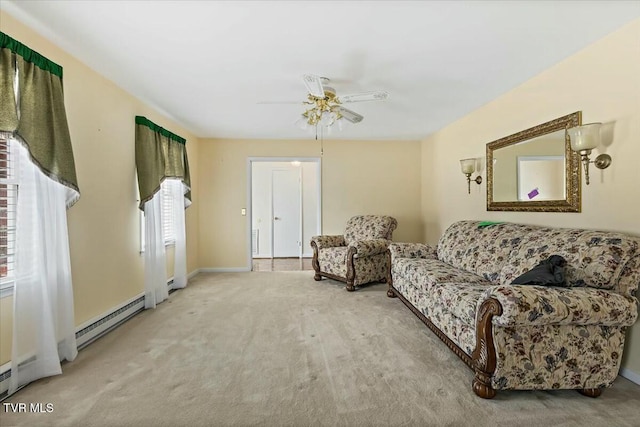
[499,228,640,290]
[436,221,540,283]
[392,258,489,294]
[343,215,397,245]
[432,282,493,326]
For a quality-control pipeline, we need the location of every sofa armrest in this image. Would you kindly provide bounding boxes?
[389,242,437,262]
[310,235,345,250]
[349,238,390,257]
[482,284,639,327]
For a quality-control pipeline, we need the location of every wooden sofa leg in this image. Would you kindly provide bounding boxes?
[473,373,497,399]
[346,282,356,292]
[386,250,396,298]
[472,298,503,399]
[578,388,602,398]
[386,277,396,297]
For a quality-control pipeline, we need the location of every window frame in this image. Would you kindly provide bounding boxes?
[0,137,18,298]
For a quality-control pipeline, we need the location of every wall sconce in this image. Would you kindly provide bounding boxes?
[460,158,482,194]
[566,123,612,185]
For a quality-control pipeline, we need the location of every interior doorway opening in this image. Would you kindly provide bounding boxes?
[247,158,321,271]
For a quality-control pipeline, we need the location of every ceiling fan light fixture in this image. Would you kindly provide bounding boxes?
[284,74,387,132]
[320,111,340,127]
[295,115,310,130]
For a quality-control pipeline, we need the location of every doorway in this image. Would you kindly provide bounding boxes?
[247,158,321,271]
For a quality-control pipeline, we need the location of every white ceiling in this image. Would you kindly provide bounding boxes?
[3,1,639,140]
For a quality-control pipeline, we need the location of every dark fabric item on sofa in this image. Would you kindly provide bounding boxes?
[511,255,568,286]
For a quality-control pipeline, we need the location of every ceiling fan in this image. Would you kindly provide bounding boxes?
[261,74,389,129]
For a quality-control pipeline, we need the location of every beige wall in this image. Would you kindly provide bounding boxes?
[198,138,422,269]
[0,11,200,364]
[421,20,640,376]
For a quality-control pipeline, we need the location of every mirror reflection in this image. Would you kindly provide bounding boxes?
[517,156,564,201]
[486,112,581,212]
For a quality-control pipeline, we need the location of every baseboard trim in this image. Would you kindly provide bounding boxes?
[76,294,145,350]
[620,367,640,385]
[0,272,200,397]
[199,267,251,273]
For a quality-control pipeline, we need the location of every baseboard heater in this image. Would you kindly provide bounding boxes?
[0,278,180,397]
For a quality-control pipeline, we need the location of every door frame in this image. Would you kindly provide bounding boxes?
[246,157,322,271]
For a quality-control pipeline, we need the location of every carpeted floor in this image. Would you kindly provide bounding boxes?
[2,272,639,427]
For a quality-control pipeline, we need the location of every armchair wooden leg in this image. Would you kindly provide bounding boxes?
[346,247,356,292]
[311,241,322,281]
[578,388,602,398]
[386,250,396,298]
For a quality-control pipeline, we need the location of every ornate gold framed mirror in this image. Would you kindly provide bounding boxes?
[486,112,581,212]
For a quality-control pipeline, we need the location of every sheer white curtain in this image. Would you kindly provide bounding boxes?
[169,179,187,289]
[9,139,78,395]
[143,179,188,308]
[143,189,168,309]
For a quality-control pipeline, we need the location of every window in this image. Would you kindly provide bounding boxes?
[0,138,17,294]
[140,179,177,251]
[161,180,176,244]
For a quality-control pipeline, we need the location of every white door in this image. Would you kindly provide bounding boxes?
[272,169,301,257]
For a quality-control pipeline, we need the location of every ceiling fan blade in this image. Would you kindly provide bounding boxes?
[302,74,325,98]
[338,91,389,103]
[338,107,364,124]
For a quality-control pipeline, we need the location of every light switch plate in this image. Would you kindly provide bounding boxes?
[241,208,246,216]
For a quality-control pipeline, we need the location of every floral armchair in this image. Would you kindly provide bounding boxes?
[310,215,397,291]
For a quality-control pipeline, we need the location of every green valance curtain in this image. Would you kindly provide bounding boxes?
[0,31,79,206]
[135,116,191,209]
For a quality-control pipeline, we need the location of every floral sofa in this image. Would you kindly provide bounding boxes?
[311,215,397,291]
[387,220,639,399]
